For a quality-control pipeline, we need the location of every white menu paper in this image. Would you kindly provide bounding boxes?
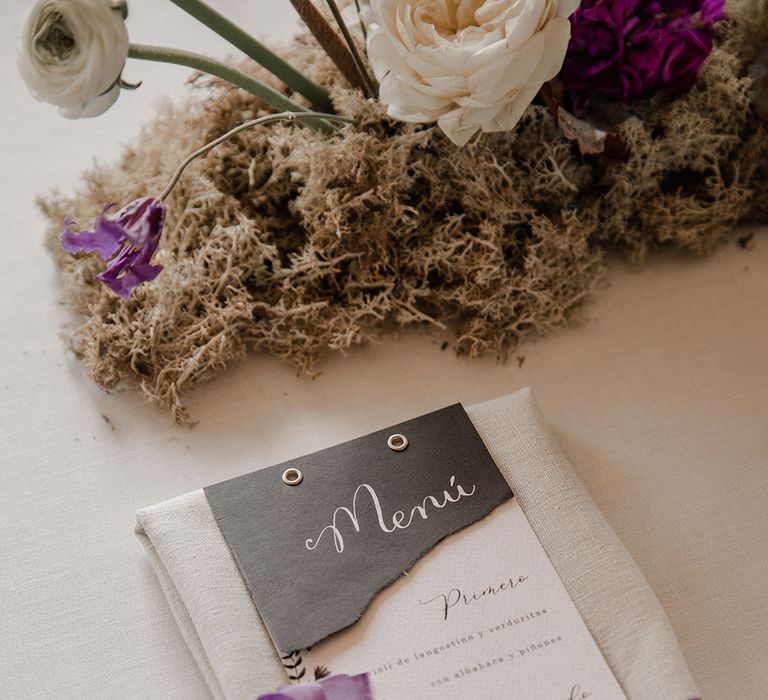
[300,498,627,699]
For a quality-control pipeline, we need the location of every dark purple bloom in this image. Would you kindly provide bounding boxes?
[699,0,725,25]
[256,673,371,700]
[61,196,165,298]
[560,0,725,102]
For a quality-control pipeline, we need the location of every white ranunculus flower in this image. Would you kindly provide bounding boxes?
[366,0,580,146]
[18,0,129,119]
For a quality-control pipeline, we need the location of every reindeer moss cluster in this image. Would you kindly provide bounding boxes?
[41,3,768,423]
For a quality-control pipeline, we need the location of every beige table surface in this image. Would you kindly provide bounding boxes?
[1,2,766,699]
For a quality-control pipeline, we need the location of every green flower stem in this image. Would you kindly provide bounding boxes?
[166,0,333,112]
[127,44,334,134]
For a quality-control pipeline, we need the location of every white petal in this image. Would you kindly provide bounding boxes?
[525,15,572,84]
[468,32,545,103]
[367,0,575,145]
[17,0,128,111]
[437,107,481,146]
[379,73,454,114]
[504,0,549,51]
[367,27,414,82]
[58,82,120,119]
[556,0,581,17]
[480,82,539,133]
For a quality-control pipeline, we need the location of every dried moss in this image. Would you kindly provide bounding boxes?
[41,6,768,424]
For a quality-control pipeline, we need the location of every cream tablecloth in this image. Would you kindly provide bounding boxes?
[1,2,766,699]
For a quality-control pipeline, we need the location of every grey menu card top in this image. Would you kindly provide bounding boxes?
[203,404,513,652]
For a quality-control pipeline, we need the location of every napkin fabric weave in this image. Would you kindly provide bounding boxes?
[135,388,698,700]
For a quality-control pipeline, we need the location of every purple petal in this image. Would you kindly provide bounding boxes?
[60,197,166,298]
[94,211,135,244]
[316,674,372,700]
[700,0,725,26]
[60,205,124,260]
[561,0,721,101]
[255,674,371,700]
[97,257,163,299]
[256,684,325,700]
[111,197,165,246]
[60,226,123,261]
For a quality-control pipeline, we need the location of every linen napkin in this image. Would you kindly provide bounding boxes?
[135,388,699,700]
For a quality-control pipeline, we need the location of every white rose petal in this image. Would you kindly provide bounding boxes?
[366,0,578,146]
[17,0,129,117]
[58,81,121,119]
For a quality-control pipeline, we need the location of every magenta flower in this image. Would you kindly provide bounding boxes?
[61,197,165,298]
[256,673,371,700]
[560,0,725,102]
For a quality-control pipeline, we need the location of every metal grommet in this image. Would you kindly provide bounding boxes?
[282,468,303,486]
[387,433,409,452]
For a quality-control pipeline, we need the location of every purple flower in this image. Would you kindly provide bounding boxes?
[61,197,165,298]
[256,673,372,700]
[560,0,725,102]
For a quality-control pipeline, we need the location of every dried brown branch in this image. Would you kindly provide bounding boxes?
[288,0,370,94]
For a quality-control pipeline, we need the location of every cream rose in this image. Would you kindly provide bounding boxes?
[366,0,579,145]
[17,0,129,119]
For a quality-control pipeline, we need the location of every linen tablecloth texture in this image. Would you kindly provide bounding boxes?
[135,388,699,700]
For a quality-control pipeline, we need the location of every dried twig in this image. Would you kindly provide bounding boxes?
[324,0,377,98]
[288,0,371,95]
